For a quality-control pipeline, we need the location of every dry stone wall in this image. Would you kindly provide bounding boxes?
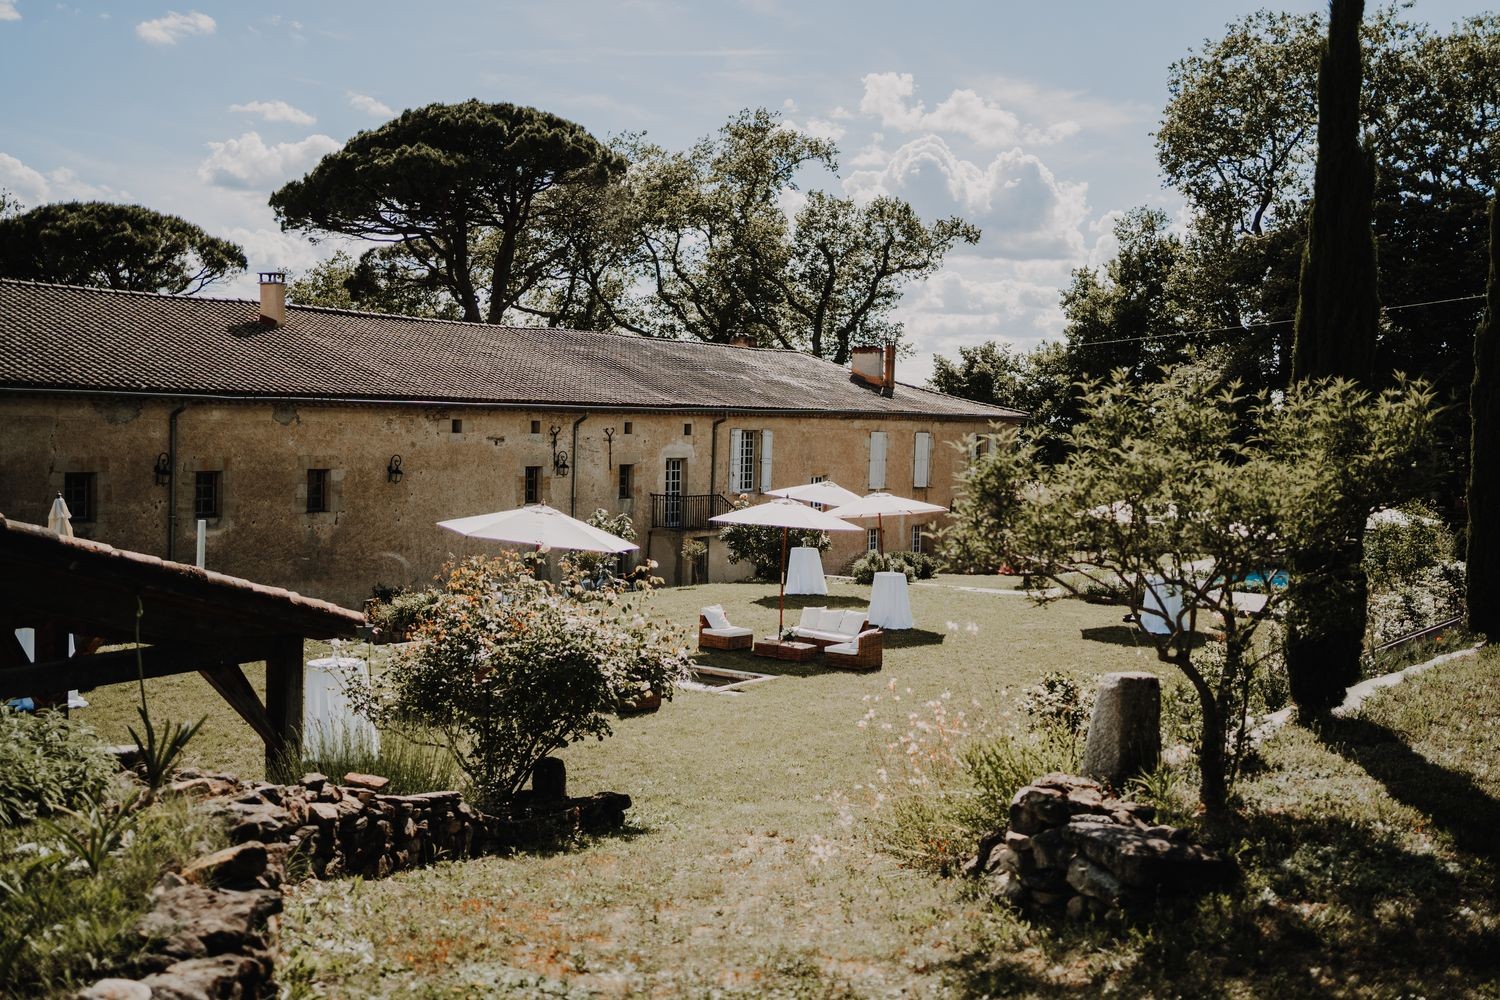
[77,767,630,999]
[964,773,1230,921]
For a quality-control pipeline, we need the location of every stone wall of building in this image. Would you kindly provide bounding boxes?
[0,394,1006,604]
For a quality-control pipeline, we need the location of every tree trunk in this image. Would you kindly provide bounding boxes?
[1196,692,1229,819]
[1286,0,1377,716]
[1468,198,1500,637]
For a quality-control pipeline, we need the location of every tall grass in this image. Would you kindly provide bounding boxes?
[0,708,116,828]
[0,795,225,996]
[269,726,463,796]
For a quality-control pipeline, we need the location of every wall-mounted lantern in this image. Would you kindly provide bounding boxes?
[603,427,615,469]
[386,455,404,483]
[153,452,172,486]
[549,425,570,478]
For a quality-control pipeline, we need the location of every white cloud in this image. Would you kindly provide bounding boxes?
[347,92,393,118]
[0,2,20,22]
[134,10,215,45]
[0,152,127,205]
[229,100,315,126]
[843,134,1088,260]
[858,71,1078,147]
[197,131,340,190]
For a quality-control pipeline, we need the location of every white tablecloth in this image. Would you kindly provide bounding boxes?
[1139,576,1185,636]
[785,546,828,595]
[304,655,379,756]
[868,571,914,630]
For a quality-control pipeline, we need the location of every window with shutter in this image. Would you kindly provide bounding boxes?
[868,431,888,490]
[913,431,932,488]
[759,429,773,493]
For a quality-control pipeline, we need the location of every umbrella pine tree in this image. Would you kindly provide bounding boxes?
[1284,0,1380,715]
[1468,198,1500,637]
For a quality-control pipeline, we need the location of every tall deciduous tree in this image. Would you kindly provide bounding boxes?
[1468,198,1500,637]
[270,100,624,324]
[1285,0,1381,715]
[0,201,245,294]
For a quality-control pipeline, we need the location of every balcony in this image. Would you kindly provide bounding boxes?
[650,493,733,530]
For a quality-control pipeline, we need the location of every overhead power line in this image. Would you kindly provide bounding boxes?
[1069,293,1486,350]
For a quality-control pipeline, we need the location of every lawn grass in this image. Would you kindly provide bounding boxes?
[66,575,1500,996]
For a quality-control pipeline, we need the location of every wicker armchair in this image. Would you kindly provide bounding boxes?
[698,614,753,651]
[823,628,883,671]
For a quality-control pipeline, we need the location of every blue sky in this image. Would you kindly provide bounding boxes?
[0,1,1484,382]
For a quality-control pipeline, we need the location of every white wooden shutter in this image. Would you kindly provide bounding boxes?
[869,431,888,490]
[759,429,774,493]
[913,431,932,488]
[729,428,745,491]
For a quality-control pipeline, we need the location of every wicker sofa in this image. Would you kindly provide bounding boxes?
[698,606,754,651]
[789,607,869,648]
[823,628,884,671]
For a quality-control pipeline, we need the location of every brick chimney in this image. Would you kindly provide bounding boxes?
[850,343,897,397]
[259,271,286,326]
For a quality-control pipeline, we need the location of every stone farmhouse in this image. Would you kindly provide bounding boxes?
[0,274,1022,606]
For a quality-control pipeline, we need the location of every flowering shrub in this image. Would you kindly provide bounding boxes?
[1366,562,1465,648]
[363,553,691,809]
[1016,671,1093,736]
[568,509,640,583]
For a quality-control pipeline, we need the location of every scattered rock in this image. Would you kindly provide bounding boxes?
[75,978,151,1000]
[180,842,269,890]
[344,772,390,792]
[965,773,1229,921]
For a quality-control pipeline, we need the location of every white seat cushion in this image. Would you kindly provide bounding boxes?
[838,610,866,635]
[816,609,845,630]
[701,605,731,630]
[703,626,753,638]
[798,606,826,628]
[825,640,857,654]
[792,627,846,643]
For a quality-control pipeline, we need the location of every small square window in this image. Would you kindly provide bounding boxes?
[623,421,633,435]
[530,420,541,434]
[618,464,633,500]
[194,471,222,520]
[307,469,329,513]
[867,527,880,552]
[63,472,96,522]
[451,418,463,433]
[683,422,692,436]
[525,465,542,505]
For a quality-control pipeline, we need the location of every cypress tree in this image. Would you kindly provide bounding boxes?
[1467,198,1500,637]
[1284,0,1379,715]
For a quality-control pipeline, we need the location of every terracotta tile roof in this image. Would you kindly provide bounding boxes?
[0,279,1024,420]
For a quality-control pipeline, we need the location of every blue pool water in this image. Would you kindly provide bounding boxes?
[1241,570,1289,589]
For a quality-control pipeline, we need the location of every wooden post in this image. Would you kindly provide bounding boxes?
[263,636,305,776]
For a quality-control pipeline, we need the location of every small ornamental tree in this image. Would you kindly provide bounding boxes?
[944,367,1436,816]
[363,552,690,810]
[717,494,831,580]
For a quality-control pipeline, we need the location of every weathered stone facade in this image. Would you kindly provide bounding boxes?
[0,394,1001,605]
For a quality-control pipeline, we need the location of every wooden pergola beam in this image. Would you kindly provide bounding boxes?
[0,640,281,699]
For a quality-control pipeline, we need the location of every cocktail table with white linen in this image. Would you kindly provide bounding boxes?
[867,571,915,630]
[784,545,828,595]
[304,654,379,756]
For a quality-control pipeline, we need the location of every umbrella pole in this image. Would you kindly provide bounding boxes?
[877,512,884,555]
[779,527,787,637]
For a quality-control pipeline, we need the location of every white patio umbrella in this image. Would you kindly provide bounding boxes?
[438,503,638,553]
[47,494,74,539]
[709,498,861,635]
[825,492,948,554]
[766,480,863,508]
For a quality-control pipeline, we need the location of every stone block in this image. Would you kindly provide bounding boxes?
[344,772,390,791]
[1066,855,1125,904]
[75,978,151,999]
[532,756,567,800]
[1081,672,1161,788]
[180,842,268,890]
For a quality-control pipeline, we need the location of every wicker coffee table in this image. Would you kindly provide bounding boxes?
[752,638,818,662]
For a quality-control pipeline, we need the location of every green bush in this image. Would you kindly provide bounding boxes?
[718,495,831,580]
[363,552,691,810]
[0,709,116,828]
[367,588,441,640]
[0,797,224,994]
[1016,671,1093,736]
[1364,502,1457,593]
[849,550,938,584]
